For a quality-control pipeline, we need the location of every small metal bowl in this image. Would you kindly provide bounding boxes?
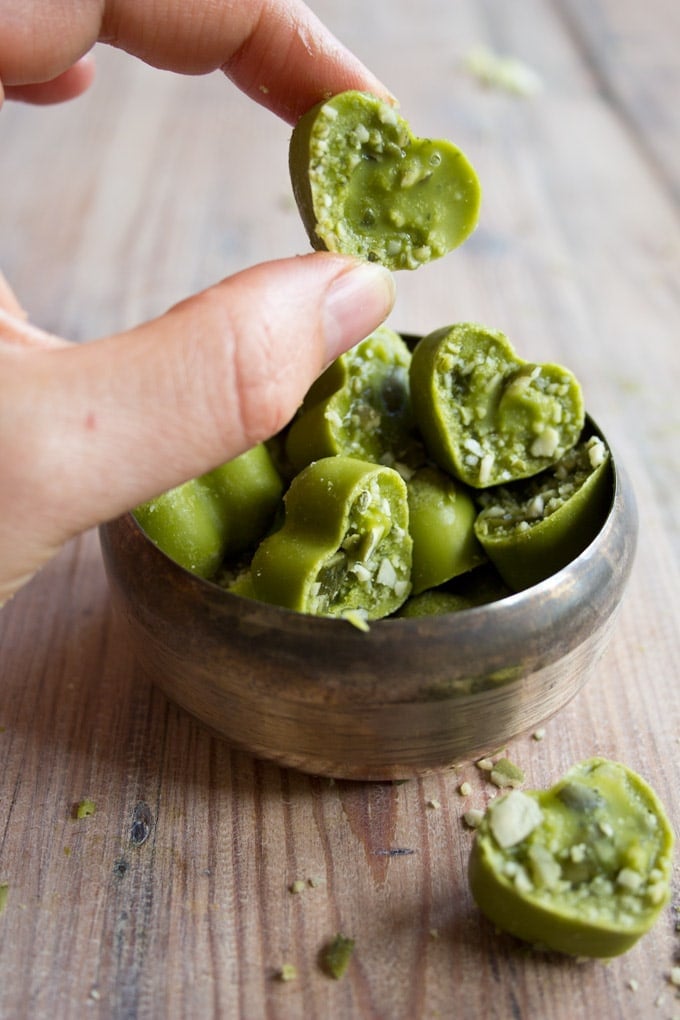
[99,418,637,780]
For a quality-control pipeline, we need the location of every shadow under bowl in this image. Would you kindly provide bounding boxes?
[99,419,637,780]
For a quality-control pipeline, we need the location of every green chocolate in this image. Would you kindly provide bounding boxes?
[396,588,478,618]
[468,758,674,958]
[395,564,511,617]
[406,465,485,594]
[201,445,284,555]
[474,434,612,590]
[133,444,283,579]
[289,90,480,270]
[409,323,585,487]
[251,457,412,620]
[285,326,415,473]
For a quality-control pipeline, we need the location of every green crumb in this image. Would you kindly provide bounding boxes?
[278,963,298,982]
[463,45,543,97]
[343,609,371,632]
[289,879,307,894]
[0,883,8,914]
[73,798,97,820]
[63,846,72,857]
[322,933,356,979]
[490,758,525,789]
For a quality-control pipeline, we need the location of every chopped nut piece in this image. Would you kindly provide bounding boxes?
[343,609,371,632]
[616,868,643,892]
[490,758,525,789]
[459,781,473,797]
[487,790,543,848]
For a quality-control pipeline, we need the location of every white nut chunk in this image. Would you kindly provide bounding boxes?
[488,790,544,849]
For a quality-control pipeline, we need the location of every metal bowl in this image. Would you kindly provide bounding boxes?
[99,419,637,780]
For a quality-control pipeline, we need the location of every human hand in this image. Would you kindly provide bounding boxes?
[0,0,396,605]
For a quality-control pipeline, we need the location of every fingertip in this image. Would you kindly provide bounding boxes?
[3,54,96,106]
[322,260,396,363]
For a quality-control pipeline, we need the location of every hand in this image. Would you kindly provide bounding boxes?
[0,0,396,605]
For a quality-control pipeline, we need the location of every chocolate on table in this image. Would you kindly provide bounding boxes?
[468,758,674,958]
[289,90,481,270]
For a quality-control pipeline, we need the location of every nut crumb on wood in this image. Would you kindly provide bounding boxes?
[490,758,525,789]
[322,933,356,979]
[72,798,96,820]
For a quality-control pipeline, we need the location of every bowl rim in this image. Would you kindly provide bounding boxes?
[104,412,636,633]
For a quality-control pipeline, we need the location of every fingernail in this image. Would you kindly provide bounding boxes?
[323,262,396,362]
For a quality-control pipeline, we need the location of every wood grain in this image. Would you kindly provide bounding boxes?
[1,1,679,1017]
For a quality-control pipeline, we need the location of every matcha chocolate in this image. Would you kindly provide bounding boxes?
[289,90,480,270]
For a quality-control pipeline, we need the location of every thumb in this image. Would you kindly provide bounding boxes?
[0,253,394,600]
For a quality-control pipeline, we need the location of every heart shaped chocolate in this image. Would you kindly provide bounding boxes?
[409,323,585,487]
[289,91,481,270]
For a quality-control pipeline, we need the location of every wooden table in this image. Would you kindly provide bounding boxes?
[1,1,679,1016]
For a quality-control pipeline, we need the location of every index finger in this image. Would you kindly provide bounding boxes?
[2,0,393,122]
[105,0,394,123]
